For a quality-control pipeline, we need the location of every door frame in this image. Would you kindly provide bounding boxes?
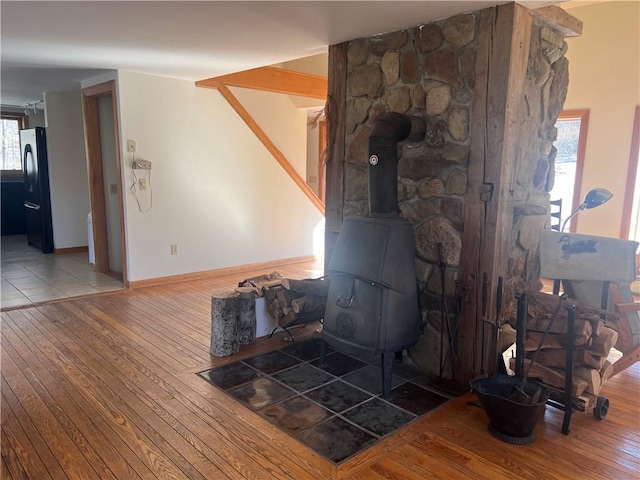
[620,105,640,239]
[81,80,128,285]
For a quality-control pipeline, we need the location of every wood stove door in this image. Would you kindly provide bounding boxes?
[322,274,383,357]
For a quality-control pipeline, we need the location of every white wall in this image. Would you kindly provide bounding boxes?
[231,86,308,177]
[27,110,45,128]
[116,71,323,281]
[43,92,91,248]
[563,1,640,237]
[283,53,328,77]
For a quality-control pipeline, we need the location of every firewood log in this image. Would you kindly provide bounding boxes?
[531,348,603,369]
[573,366,601,395]
[210,291,240,357]
[524,291,618,321]
[545,384,596,412]
[281,278,330,297]
[588,327,618,356]
[510,358,588,396]
[523,317,593,337]
[279,311,297,328]
[600,360,614,384]
[524,331,590,351]
[291,294,318,314]
[235,288,256,346]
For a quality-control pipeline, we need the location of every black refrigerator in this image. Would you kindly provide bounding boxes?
[20,127,54,253]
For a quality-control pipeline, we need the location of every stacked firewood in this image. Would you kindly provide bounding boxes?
[264,278,330,328]
[509,292,619,412]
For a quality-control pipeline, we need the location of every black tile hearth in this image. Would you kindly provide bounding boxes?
[343,397,415,436]
[305,380,371,414]
[389,381,449,415]
[296,416,377,463]
[280,337,332,361]
[197,339,453,465]
[310,351,367,377]
[243,350,300,374]
[272,363,333,392]
[341,364,405,395]
[197,361,259,390]
[227,377,295,410]
[258,395,332,434]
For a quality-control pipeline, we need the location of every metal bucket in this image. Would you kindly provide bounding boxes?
[470,375,549,444]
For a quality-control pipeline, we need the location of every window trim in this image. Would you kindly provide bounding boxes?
[557,109,590,233]
[1,112,28,179]
[619,105,640,239]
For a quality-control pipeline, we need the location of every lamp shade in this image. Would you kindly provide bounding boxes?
[561,187,614,231]
[582,188,613,210]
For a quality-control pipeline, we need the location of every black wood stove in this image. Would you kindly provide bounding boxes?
[323,112,426,399]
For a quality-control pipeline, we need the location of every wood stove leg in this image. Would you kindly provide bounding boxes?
[395,351,403,363]
[319,339,328,366]
[382,353,393,400]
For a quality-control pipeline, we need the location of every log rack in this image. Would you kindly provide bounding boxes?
[515,293,610,435]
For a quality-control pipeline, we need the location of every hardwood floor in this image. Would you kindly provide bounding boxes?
[2,258,639,479]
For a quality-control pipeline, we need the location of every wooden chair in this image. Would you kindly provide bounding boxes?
[550,198,562,232]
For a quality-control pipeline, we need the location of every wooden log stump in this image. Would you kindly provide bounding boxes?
[235,287,256,346]
[210,291,240,357]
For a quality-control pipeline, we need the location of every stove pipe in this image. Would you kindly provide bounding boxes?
[368,112,426,217]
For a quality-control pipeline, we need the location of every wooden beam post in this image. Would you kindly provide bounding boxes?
[324,43,348,273]
[458,3,533,383]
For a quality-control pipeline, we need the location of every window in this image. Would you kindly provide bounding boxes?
[549,110,589,232]
[1,114,26,176]
[621,105,640,241]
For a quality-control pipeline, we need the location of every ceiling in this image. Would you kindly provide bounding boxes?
[1,1,561,108]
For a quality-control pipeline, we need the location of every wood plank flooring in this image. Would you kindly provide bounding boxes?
[2,258,639,479]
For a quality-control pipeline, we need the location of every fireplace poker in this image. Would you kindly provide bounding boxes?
[437,243,457,381]
[480,272,489,376]
[493,276,504,373]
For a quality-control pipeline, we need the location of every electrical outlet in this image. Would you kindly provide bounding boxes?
[127,140,136,153]
[109,183,117,195]
[138,178,147,190]
[170,244,178,255]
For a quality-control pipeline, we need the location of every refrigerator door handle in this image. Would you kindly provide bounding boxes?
[25,202,40,211]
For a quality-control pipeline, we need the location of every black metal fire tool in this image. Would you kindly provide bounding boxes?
[438,243,457,381]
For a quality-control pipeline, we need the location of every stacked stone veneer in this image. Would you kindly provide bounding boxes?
[340,11,569,377]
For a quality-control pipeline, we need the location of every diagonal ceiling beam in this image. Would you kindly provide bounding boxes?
[215,83,325,215]
[196,66,327,99]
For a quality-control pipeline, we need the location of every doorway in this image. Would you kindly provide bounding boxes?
[81,81,128,285]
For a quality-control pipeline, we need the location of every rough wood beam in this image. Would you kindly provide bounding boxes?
[196,66,327,100]
[324,43,348,273]
[534,5,583,37]
[458,3,533,383]
[216,83,324,215]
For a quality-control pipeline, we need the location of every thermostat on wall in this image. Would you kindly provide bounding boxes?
[133,159,151,170]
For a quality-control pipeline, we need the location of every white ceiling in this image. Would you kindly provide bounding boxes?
[1,1,561,107]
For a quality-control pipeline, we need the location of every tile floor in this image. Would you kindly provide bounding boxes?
[1,235,124,309]
[198,338,450,464]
